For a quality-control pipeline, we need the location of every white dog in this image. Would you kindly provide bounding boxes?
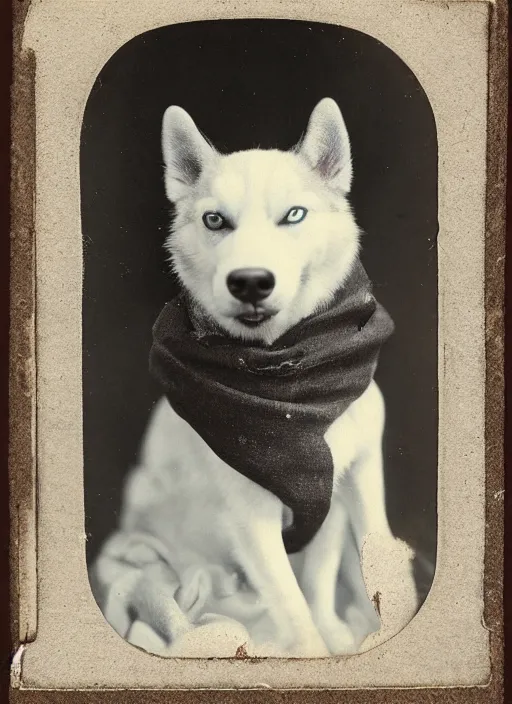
[92,98,418,658]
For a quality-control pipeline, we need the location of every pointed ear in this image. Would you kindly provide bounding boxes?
[161,106,216,202]
[297,98,352,194]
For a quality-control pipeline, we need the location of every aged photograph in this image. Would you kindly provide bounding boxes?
[83,19,438,658]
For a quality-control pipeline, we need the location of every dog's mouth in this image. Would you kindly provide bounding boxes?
[236,308,276,328]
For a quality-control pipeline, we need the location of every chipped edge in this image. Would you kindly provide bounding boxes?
[10,644,26,690]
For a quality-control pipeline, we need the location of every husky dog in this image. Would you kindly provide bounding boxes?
[93,98,417,658]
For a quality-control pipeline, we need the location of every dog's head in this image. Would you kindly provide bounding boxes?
[161,98,360,344]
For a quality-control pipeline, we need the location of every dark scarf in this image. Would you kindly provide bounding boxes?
[149,259,394,553]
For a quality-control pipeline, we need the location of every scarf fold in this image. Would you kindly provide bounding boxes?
[150,259,394,553]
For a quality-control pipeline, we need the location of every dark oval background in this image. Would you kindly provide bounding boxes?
[81,19,438,603]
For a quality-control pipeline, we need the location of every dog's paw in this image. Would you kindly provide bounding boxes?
[316,617,358,656]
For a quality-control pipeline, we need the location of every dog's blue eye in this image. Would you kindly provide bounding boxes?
[280,207,308,225]
[203,211,228,231]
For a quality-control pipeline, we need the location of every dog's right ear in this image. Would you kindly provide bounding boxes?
[162,106,216,202]
[296,98,352,194]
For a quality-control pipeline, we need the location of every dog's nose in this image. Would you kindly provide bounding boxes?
[226,268,276,304]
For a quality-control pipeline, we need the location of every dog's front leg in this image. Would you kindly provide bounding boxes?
[345,446,418,649]
[298,499,359,655]
[230,484,329,657]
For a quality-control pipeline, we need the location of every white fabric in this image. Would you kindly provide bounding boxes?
[91,530,295,657]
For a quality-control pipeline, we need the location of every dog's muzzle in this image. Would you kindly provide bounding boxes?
[226,268,277,327]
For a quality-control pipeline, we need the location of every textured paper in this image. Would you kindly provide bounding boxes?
[13,0,498,691]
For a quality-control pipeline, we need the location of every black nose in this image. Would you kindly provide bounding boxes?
[226,268,276,304]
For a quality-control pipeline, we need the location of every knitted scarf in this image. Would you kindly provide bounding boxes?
[149,259,394,553]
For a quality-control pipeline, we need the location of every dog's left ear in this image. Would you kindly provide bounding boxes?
[297,98,352,194]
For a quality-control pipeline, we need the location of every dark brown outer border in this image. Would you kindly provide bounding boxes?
[10,0,37,657]
[2,0,13,698]
[8,0,507,701]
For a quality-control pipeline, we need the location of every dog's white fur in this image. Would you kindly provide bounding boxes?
[119,98,417,657]
[161,99,358,345]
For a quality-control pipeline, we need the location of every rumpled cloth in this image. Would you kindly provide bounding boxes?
[90,530,294,657]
